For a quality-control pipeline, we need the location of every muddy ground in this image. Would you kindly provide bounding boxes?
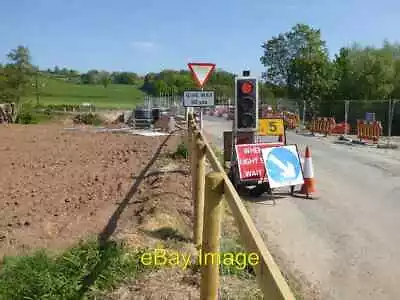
[0,123,191,258]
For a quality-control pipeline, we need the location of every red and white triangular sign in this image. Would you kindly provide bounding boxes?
[188,62,216,88]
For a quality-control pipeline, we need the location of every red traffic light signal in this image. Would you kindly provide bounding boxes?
[240,81,253,94]
[235,77,258,131]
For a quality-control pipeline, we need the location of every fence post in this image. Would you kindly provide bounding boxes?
[194,137,206,247]
[344,100,349,135]
[200,172,224,300]
[191,128,199,240]
[187,115,193,160]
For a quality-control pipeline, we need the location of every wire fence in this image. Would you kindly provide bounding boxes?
[317,99,399,136]
[257,98,400,137]
[140,93,400,137]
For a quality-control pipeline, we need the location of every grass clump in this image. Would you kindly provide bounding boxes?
[15,102,53,124]
[0,239,149,300]
[173,141,189,159]
[73,112,103,126]
[219,237,256,279]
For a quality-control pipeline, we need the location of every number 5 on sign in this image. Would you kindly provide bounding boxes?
[258,118,284,136]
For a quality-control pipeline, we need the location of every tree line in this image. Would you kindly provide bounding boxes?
[0,46,247,103]
[44,67,141,87]
[141,69,273,103]
[2,23,400,133]
[260,23,400,123]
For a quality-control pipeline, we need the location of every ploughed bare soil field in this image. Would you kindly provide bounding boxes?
[0,121,262,299]
[0,124,192,258]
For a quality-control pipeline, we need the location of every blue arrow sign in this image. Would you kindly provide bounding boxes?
[261,145,304,188]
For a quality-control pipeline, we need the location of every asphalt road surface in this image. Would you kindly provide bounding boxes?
[202,116,400,300]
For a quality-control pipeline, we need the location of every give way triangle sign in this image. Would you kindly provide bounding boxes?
[187,62,216,88]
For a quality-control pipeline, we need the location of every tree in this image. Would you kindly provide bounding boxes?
[261,24,331,115]
[99,71,111,88]
[260,33,289,87]
[342,44,395,100]
[4,46,34,108]
[111,72,138,85]
[259,82,274,102]
[0,65,8,101]
[331,48,354,100]
[80,70,100,84]
[391,58,400,99]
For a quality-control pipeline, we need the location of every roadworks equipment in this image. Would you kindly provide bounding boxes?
[299,146,316,198]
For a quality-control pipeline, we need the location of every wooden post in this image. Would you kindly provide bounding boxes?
[191,129,199,240]
[194,137,206,247]
[200,172,224,300]
[188,117,193,161]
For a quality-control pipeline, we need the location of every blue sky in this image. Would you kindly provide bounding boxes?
[1,0,399,77]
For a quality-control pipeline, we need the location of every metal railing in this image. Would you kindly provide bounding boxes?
[187,113,295,300]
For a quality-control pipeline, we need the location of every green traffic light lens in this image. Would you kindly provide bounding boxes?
[240,114,255,127]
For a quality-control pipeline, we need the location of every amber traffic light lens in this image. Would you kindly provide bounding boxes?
[240,81,253,94]
[239,97,255,110]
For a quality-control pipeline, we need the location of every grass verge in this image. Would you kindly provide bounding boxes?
[0,239,152,300]
[209,144,263,298]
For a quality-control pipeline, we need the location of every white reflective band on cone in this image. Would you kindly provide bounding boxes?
[303,157,314,178]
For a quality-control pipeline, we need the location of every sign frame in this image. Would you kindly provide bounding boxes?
[187,62,216,88]
[223,131,254,162]
[183,90,215,107]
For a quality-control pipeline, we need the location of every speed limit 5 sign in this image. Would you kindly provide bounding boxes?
[258,118,284,136]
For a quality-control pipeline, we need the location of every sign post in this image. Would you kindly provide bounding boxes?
[200,103,203,129]
[187,63,216,130]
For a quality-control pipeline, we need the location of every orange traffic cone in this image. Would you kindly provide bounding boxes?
[299,146,316,198]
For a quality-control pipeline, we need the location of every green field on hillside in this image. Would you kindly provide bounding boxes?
[26,76,146,109]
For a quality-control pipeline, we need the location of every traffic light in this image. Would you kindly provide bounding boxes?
[235,77,258,131]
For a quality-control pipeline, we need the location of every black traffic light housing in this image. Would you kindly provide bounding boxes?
[235,76,258,131]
